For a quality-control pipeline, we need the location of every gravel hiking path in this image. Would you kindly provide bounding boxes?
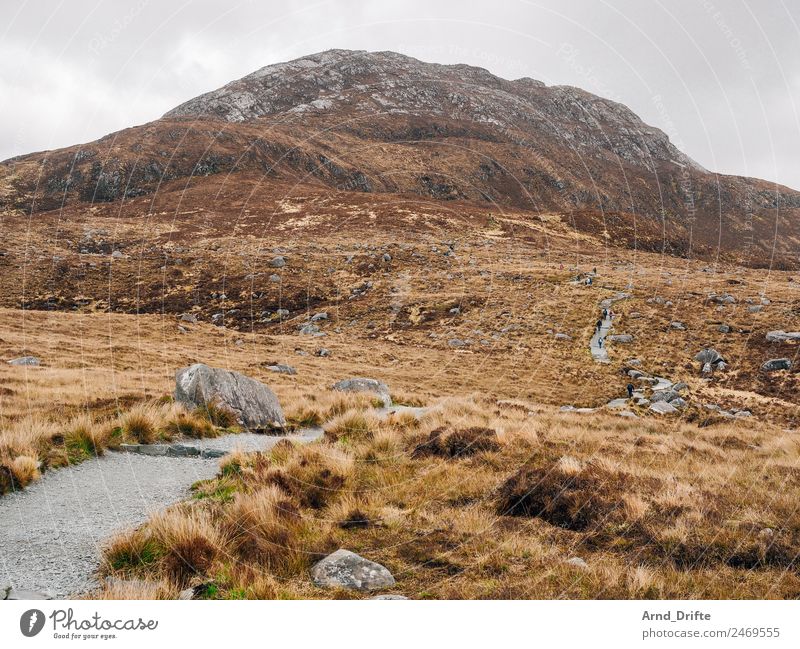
[0,428,322,598]
[590,292,630,363]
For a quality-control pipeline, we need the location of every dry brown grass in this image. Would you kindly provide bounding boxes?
[99,391,800,599]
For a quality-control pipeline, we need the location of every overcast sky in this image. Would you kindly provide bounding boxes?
[1,0,798,188]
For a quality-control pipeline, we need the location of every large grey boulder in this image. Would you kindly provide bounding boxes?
[7,356,40,366]
[766,330,800,343]
[762,358,792,372]
[175,364,285,431]
[332,377,391,407]
[311,549,395,591]
[651,390,679,404]
[694,348,724,365]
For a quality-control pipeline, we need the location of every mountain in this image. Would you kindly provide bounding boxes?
[2,49,798,267]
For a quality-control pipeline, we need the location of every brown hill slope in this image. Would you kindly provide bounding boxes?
[2,49,799,267]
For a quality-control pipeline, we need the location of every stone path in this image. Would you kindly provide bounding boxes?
[589,292,630,363]
[0,428,321,598]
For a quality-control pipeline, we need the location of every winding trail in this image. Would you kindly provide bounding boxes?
[590,292,630,363]
[0,428,322,598]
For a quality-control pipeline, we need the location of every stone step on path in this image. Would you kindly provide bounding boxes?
[0,428,321,599]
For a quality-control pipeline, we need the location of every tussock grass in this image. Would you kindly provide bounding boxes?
[101,393,800,600]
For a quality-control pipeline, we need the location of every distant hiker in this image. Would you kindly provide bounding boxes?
[602,308,608,318]
[596,319,603,333]
[626,383,634,399]
[598,338,604,349]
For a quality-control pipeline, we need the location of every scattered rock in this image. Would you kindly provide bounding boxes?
[718,324,731,333]
[649,401,678,415]
[276,308,290,319]
[766,330,800,343]
[554,333,572,341]
[111,250,124,259]
[448,338,468,348]
[762,358,792,372]
[670,321,686,330]
[565,557,588,569]
[694,348,725,366]
[270,256,286,268]
[651,390,679,404]
[315,348,331,357]
[175,363,285,431]
[299,323,322,336]
[7,356,40,366]
[310,312,328,322]
[269,274,281,283]
[266,364,297,375]
[311,549,395,591]
[608,334,633,343]
[332,377,391,407]
[179,313,197,324]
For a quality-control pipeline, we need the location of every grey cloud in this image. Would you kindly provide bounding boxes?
[1,0,798,189]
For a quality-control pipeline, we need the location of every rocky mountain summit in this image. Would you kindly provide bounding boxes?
[2,49,799,266]
[166,49,701,173]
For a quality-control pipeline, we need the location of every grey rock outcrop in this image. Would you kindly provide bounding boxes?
[175,363,285,430]
[311,549,395,591]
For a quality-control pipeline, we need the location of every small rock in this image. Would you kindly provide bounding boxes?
[276,308,290,319]
[608,334,633,343]
[448,338,468,348]
[180,313,198,324]
[310,312,328,322]
[332,377,391,407]
[670,321,686,330]
[269,274,281,283]
[762,358,792,372]
[266,364,297,375]
[270,256,286,268]
[554,333,572,341]
[7,356,40,366]
[565,557,588,569]
[718,324,731,333]
[311,549,395,591]
[111,250,124,259]
[766,330,800,343]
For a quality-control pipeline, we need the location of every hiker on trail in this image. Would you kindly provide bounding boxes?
[598,338,604,349]
[602,308,608,318]
[586,276,592,286]
[626,383,634,399]
[596,319,603,333]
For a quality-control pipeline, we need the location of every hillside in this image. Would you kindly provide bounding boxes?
[1,49,799,267]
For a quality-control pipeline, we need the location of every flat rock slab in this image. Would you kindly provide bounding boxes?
[7,356,40,366]
[649,401,678,415]
[311,549,395,591]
